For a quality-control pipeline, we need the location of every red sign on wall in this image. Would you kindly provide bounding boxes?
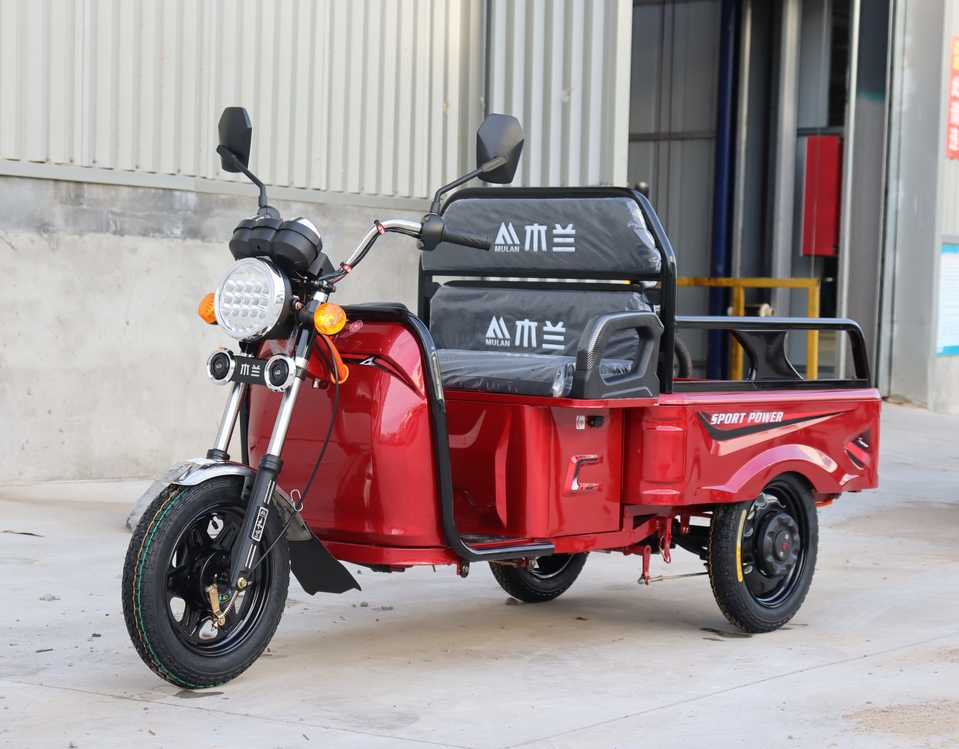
[947,36,959,159]
[802,135,842,256]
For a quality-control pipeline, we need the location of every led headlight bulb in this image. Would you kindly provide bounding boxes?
[213,257,290,341]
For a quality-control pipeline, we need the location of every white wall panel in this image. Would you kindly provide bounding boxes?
[486,0,632,187]
[0,0,486,201]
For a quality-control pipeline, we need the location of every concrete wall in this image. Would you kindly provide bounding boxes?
[881,0,959,414]
[0,175,421,485]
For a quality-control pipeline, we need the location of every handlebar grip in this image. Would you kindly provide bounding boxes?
[442,225,493,251]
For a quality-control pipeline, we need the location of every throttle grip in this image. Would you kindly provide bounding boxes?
[442,225,493,251]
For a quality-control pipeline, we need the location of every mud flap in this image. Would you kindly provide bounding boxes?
[288,534,361,595]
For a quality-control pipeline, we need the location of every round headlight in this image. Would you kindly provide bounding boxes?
[213,258,291,341]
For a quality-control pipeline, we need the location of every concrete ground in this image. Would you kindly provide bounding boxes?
[2,402,958,748]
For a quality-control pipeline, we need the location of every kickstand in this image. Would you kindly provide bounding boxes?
[638,545,652,585]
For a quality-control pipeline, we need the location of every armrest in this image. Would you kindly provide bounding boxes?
[570,311,664,399]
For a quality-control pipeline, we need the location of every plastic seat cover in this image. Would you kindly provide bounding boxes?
[436,349,632,398]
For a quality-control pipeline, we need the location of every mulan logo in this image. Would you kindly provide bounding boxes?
[492,220,578,253]
[494,222,521,252]
[485,316,511,347]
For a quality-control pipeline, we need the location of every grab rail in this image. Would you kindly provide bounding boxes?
[677,277,821,380]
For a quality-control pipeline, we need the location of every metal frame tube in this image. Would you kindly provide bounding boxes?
[731,0,753,280]
[266,376,305,457]
[212,382,247,455]
[707,0,740,380]
[770,0,803,319]
[836,0,862,379]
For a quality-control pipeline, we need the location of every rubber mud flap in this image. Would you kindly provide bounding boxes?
[288,534,361,594]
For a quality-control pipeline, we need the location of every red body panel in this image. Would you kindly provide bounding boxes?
[447,400,623,538]
[625,391,881,506]
[248,318,881,567]
[249,321,446,549]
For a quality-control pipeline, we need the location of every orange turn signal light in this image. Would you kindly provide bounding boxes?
[198,292,217,324]
[314,302,347,335]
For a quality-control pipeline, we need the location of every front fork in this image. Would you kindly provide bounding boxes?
[207,296,326,590]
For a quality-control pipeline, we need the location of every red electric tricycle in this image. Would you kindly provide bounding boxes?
[123,108,880,688]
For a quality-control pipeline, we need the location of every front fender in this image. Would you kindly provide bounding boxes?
[126,458,360,595]
[126,458,310,541]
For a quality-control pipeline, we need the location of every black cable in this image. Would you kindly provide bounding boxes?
[299,334,340,503]
[248,499,301,574]
[247,335,341,574]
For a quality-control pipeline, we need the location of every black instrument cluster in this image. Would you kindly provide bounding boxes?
[229,214,332,277]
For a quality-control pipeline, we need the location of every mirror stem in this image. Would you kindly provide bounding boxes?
[428,155,508,214]
[216,145,269,210]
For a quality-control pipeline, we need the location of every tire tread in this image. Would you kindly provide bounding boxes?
[489,553,587,603]
[707,475,818,633]
[121,479,289,689]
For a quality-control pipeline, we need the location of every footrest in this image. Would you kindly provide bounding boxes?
[456,534,554,560]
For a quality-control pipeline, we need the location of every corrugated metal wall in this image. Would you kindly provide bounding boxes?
[0,0,486,201]
[486,0,632,187]
[0,0,632,201]
[628,0,719,274]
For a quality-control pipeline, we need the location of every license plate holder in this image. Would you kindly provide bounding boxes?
[231,356,271,387]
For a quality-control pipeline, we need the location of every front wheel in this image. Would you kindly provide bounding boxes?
[490,553,588,602]
[122,476,289,688]
[707,474,818,632]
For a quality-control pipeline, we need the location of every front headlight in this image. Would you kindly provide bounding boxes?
[213,258,291,341]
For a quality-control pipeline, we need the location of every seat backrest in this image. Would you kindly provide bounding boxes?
[429,284,650,359]
[422,191,662,279]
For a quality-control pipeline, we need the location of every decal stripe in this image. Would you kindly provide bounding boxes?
[736,509,747,583]
[340,354,421,394]
[697,410,845,441]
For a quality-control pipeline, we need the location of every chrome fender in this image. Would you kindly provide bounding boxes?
[126,458,310,541]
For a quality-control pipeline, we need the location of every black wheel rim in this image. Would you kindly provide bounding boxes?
[527,554,576,580]
[164,499,274,656]
[738,485,809,608]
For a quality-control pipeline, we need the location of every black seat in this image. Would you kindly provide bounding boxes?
[429,285,650,397]
[420,189,667,399]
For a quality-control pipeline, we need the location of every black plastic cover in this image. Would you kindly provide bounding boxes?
[272,217,321,275]
[428,285,650,360]
[437,349,632,398]
[425,196,661,276]
[248,216,282,256]
[229,216,259,260]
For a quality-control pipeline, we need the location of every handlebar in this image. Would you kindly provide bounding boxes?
[441,225,493,251]
[322,214,491,286]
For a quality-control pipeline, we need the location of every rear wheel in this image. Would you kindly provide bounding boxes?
[707,474,818,632]
[122,476,289,688]
[490,553,588,603]
[673,337,693,379]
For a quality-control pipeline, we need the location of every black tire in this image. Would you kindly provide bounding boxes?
[122,476,290,688]
[673,337,693,379]
[490,553,588,603]
[708,474,818,633]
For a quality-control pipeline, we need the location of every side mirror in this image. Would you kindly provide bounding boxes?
[218,107,253,172]
[476,114,524,184]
